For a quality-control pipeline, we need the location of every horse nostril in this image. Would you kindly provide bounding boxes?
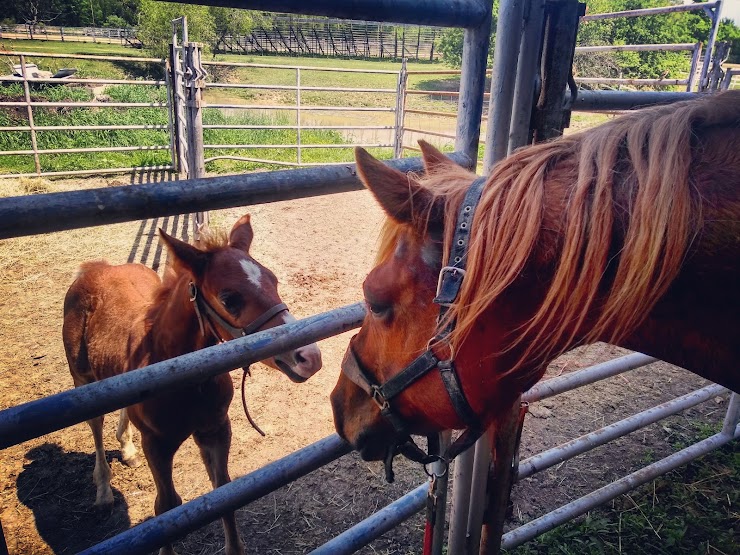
[295,351,307,364]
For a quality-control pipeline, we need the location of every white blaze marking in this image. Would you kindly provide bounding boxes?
[239,259,262,287]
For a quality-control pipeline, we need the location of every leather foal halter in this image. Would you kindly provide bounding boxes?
[188,282,288,343]
[188,281,288,437]
[342,176,488,480]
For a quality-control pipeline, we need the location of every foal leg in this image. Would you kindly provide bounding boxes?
[193,419,245,555]
[116,408,141,468]
[87,415,114,507]
[141,433,183,555]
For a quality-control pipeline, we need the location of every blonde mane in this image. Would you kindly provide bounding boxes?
[382,91,740,372]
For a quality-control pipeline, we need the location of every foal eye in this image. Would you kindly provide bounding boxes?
[219,292,244,316]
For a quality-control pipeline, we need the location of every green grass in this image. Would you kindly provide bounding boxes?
[505,426,739,555]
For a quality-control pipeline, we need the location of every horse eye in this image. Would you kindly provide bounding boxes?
[367,301,391,318]
[219,292,244,316]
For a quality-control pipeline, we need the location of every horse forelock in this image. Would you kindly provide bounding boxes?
[395,91,740,378]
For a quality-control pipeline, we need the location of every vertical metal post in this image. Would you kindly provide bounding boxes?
[699,0,723,91]
[393,59,408,158]
[531,0,584,143]
[447,446,476,554]
[722,393,740,436]
[686,42,701,92]
[19,55,41,176]
[296,68,302,165]
[480,400,528,554]
[482,0,527,171]
[508,0,546,153]
[466,432,493,553]
[454,0,493,167]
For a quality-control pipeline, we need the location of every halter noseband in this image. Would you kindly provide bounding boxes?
[342,176,488,480]
[188,281,288,343]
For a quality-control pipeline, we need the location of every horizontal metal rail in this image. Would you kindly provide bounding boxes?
[575,43,697,53]
[0,153,469,238]
[581,1,718,21]
[164,0,488,28]
[203,155,301,167]
[203,143,392,149]
[79,435,353,555]
[0,124,169,132]
[0,165,174,179]
[0,50,164,63]
[0,145,169,156]
[206,104,395,112]
[573,91,701,111]
[202,59,399,74]
[0,101,168,108]
[405,108,458,118]
[576,77,688,86]
[0,76,166,86]
[502,424,739,549]
[402,144,423,152]
[310,483,428,554]
[404,126,458,140]
[202,124,393,130]
[406,89,490,98]
[518,384,727,480]
[0,303,366,449]
[207,82,396,93]
[523,353,657,403]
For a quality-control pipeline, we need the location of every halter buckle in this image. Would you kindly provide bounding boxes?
[370,385,390,410]
[434,266,466,306]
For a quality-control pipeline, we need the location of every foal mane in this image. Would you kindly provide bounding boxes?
[383,91,740,373]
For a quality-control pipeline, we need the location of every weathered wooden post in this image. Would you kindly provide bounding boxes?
[183,42,208,239]
[393,58,408,158]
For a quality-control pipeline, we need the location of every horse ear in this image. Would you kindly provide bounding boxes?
[354,147,441,227]
[159,229,208,277]
[229,214,253,252]
[418,140,458,173]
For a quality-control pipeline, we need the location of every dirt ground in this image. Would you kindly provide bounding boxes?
[0,175,731,554]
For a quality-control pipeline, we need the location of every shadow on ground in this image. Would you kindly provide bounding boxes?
[16,443,131,554]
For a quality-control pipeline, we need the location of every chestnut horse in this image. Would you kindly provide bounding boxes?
[63,214,322,555]
[331,91,739,464]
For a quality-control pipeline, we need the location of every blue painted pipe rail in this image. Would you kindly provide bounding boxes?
[0,153,470,239]
[79,434,353,555]
[164,0,488,28]
[0,303,365,449]
[311,483,428,554]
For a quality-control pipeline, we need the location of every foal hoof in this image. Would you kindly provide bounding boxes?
[94,491,114,508]
[121,455,143,468]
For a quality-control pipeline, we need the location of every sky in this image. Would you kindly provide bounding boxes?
[720,0,740,25]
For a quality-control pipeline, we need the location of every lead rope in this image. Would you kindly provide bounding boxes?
[242,366,266,437]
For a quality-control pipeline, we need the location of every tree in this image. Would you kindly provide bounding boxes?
[438,1,498,67]
[19,0,61,39]
[136,0,215,57]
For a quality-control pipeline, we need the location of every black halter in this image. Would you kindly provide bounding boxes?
[188,281,288,343]
[342,176,488,480]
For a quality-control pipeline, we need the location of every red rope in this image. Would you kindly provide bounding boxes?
[423,519,434,555]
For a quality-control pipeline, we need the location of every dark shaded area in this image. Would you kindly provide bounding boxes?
[16,443,131,554]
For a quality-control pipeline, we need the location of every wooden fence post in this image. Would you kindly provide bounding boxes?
[184,43,208,239]
[393,59,408,158]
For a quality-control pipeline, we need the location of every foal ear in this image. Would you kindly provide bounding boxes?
[354,147,441,227]
[418,140,459,173]
[159,230,208,277]
[228,214,254,252]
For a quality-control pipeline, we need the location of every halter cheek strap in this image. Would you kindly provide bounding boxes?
[189,281,288,342]
[341,176,488,474]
